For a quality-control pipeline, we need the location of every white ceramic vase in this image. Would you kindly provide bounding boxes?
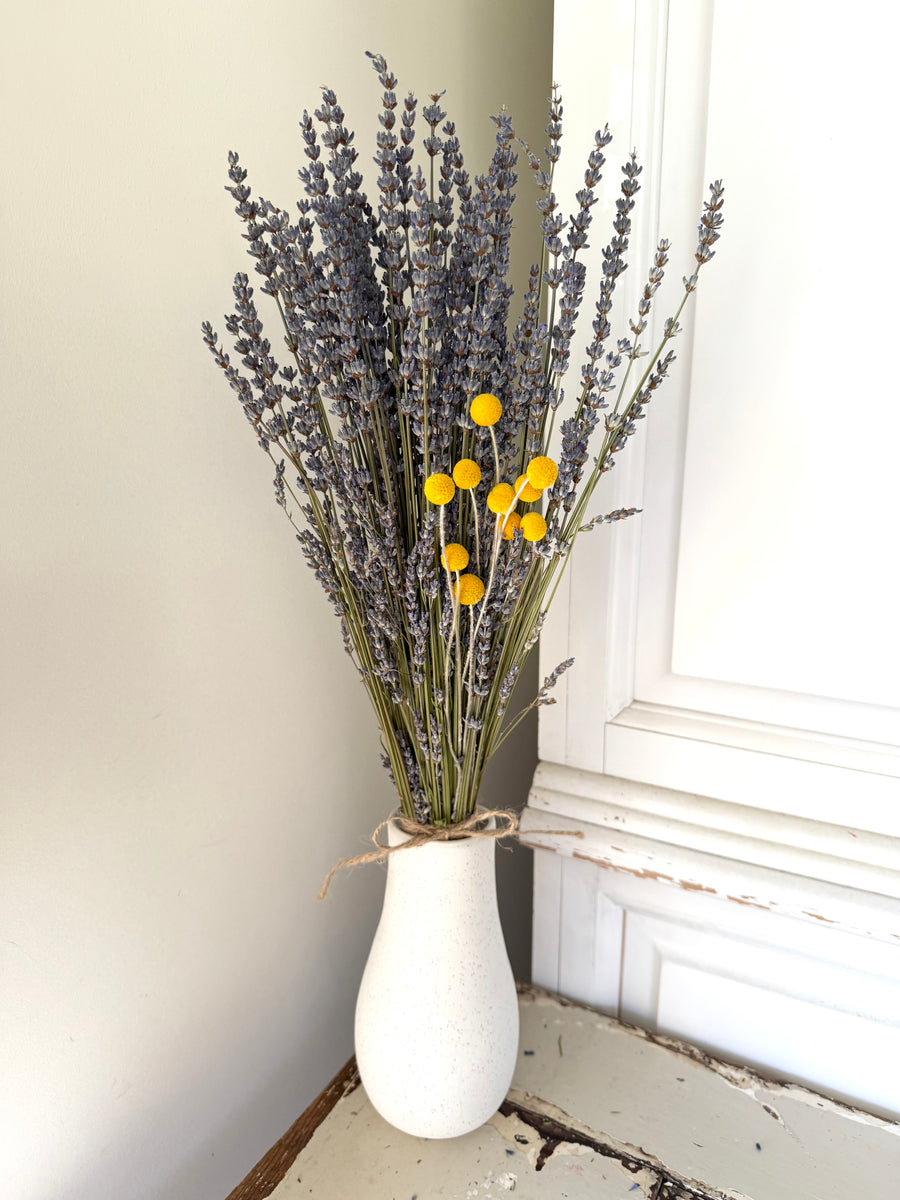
[354,812,519,1138]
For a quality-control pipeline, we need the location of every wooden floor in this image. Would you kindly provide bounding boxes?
[227,985,900,1199]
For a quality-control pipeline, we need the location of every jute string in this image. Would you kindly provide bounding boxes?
[317,809,583,899]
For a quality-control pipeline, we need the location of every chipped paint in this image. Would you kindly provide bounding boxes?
[572,849,722,898]
[488,1108,543,1171]
[573,849,676,885]
[499,1089,723,1199]
[247,985,900,1200]
[519,985,900,1132]
[531,831,900,940]
[465,1166,519,1196]
[726,895,770,910]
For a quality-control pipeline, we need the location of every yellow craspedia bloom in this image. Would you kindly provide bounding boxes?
[452,458,482,490]
[441,543,470,572]
[501,512,522,541]
[423,472,455,506]
[526,455,558,491]
[455,573,485,605]
[470,393,502,427]
[520,512,547,542]
[487,483,516,514]
[514,473,542,503]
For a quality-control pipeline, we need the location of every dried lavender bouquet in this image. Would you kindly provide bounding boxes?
[201,53,723,829]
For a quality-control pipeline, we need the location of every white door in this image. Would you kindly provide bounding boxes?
[525,0,900,1119]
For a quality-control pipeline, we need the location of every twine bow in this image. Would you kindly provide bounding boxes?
[318,809,583,899]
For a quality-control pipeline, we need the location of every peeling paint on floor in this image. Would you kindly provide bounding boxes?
[243,987,900,1200]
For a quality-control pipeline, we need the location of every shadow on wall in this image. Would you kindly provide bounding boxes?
[484,654,539,983]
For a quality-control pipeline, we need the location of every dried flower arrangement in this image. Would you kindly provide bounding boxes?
[201,52,724,835]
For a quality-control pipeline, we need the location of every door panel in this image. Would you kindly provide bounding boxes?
[530,0,900,1116]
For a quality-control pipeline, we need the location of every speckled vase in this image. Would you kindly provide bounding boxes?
[354,812,519,1139]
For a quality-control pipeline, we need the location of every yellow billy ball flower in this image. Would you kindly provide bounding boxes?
[470,392,502,427]
[455,573,485,605]
[441,543,470,572]
[526,455,558,491]
[520,512,547,542]
[514,473,542,503]
[487,483,516,514]
[501,512,522,541]
[423,472,455,506]
[452,458,482,490]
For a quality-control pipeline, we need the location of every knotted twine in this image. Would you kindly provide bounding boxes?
[317,809,583,899]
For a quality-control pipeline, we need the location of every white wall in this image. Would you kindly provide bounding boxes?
[0,4,550,1198]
